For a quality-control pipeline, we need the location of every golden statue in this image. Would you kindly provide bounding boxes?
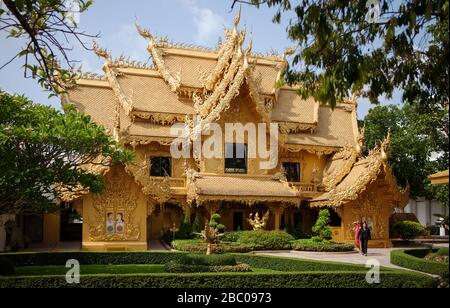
[248,211,270,231]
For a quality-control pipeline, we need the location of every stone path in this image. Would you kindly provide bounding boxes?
[255,249,407,270]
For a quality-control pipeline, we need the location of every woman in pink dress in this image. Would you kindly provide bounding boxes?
[354,221,362,253]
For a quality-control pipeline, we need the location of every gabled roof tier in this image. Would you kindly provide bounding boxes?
[311,135,410,208]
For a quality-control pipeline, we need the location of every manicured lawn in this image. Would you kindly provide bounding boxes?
[14,264,281,276]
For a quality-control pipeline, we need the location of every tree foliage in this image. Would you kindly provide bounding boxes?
[312,209,332,240]
[0,0,97,94]
[234,0,449,110]
[362,104,448,204]
[0,90,134,214]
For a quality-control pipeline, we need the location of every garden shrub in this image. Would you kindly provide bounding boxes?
[171,239,252,253]
[291,239,355,252]
[437,247,449,256]
[393,221,425,241]
[221,231,243,243]
[236,230,294,250]
[312,209,333,240]
[176,215,193,239]
[0,257,15,276]
[0,251,186,266]
[165,261,250,273]
[191,213,202,234]
[178,254,237,266]
[391,249,449,278]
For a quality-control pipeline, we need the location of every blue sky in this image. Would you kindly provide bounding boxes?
[0,0,401,118]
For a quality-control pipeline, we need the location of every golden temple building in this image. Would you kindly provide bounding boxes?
[45,12,409,251]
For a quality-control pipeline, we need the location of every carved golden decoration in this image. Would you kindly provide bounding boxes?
[131,111,186,125]
[125,153,172,204]
[57,157,112,202]
[278,122,317,134]
[284,144,340,156]
[311,135,409,208]
[322,145,359,191]
[136,24,181,92]
[248,210,270,230]
[199,7,242,91]
[87,168,141,242]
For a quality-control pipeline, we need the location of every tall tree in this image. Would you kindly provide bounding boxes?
[362,104,448,205]
[232,0,449,110]
[0,91,134,214]
[0,0,96,94]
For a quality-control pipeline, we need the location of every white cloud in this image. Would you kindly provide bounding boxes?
[179,0,225,45]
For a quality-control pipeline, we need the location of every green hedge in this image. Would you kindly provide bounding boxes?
[178,254,237,266]
[171,240,252,253]
[165,262,251,273]
[437,247,449,256]
[0,271,434,288]
[0,251,185,267]
[236,231,294,250]
[0,251,436,288]
[391,249,449,278]
[291,239,355,252]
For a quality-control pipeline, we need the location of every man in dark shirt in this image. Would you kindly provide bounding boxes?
[359,222,371,256]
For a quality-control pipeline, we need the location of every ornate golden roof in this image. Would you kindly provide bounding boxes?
[311,135,410,208]
[63,9,358,151]
[187,173,302,205]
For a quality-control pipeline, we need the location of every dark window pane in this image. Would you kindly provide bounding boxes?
[150,157,172,177]
[283,162,301,182]
[225,143,247,174]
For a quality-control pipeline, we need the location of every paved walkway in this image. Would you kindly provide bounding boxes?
[255,249,406,269]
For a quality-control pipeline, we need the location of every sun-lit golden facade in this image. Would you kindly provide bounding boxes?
[57,11,409,251]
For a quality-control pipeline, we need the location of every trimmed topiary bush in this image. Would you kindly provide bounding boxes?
[292,239,355,252]
[172,239,252,253]
[312,209,333,240]
[221,231,243,243]
[236,230,294,250]
[178,254,237,266]
[393,221,425,242]
[164,262,251,273]
[0,257,15,276]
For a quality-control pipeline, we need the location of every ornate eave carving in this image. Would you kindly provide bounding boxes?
[311,134,409,208]
[278,122,317,134]
[136,24,181,92]
[131,111,187,125]
[321,145,359,191]
[283,143,341,157]
[124,153,172,204]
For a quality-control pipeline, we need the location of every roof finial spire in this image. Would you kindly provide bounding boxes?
[233,5,242,34]
[135,22,154,40]
[92,41,112,63]
[245,31,253,57]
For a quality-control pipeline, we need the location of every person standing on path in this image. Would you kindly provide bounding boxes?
[359,222,371,256]
[353,221,362,253]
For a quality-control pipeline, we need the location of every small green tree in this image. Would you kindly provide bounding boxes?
[312,209,333,241]
[192,213,202,234]
[176,215,193,239]
[195,213,225,255]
